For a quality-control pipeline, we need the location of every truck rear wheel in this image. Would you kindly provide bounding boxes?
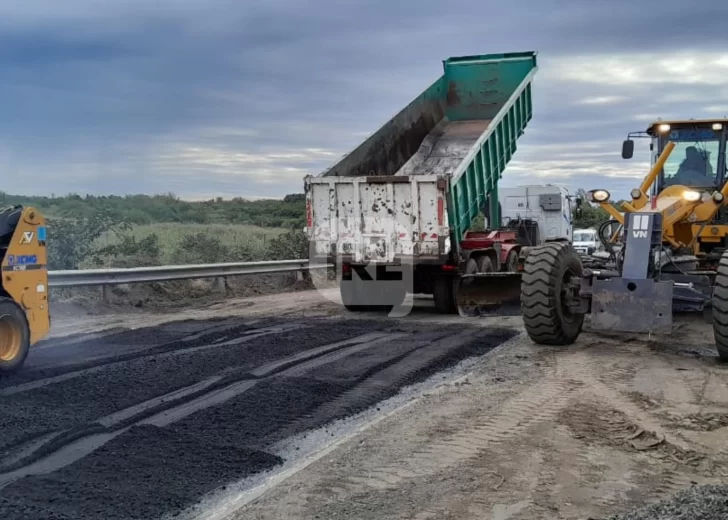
[711,252,728,361]
[433,275,458,314]
[504,249,519,272]
[0,297,30,375]
[521,242,584,345]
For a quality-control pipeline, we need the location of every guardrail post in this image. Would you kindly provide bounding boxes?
[296,270,304,282]
[102,285,112,303]
[215,276,227,296]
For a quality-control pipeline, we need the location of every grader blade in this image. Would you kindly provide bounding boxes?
[456,272,522,317]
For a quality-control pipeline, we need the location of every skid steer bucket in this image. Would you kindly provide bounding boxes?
[456,272,522,317]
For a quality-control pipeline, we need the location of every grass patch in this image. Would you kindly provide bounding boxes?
[95,223,288,265]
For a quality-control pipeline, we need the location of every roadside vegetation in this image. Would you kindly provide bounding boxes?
[0,192,308,270]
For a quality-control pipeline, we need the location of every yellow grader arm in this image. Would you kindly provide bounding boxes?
[0,205,50,374]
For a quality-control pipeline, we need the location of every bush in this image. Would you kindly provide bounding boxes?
[92,233,163,267]
[266,228,309,260]
[46,209,128,270]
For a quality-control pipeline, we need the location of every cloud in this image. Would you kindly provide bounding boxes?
[2,0,728,201]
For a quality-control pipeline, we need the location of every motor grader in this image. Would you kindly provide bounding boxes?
[520,118,728,361]
[0,205,50,374]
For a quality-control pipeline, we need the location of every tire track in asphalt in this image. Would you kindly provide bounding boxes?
[0,331,401,482]
[0,321,305,395]
[0,320,383,458]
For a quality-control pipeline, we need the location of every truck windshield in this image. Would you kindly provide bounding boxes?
[662,139,720,188]
[574,232,595,242]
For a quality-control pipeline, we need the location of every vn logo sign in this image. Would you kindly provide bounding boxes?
[631,214,650,239]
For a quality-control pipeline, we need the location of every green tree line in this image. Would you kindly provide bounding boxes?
[0,192,306,229]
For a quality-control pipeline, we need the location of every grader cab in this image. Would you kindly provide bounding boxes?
[520,118,728,361]
[0,205,50,374]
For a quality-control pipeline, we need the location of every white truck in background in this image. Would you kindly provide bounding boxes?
[493,185,573,243]
[572,228,602,256]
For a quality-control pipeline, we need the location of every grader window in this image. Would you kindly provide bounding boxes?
[662,139,720,187]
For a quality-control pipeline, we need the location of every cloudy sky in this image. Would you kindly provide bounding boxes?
[3,0,728,200]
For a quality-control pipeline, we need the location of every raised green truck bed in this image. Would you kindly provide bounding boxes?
[305,51,538,264]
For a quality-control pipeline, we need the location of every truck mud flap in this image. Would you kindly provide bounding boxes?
[456,272,522,317]
[590,278,673,333]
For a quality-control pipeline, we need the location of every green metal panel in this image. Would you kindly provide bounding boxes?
[442,51,538,245]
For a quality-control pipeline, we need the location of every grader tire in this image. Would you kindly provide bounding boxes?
[521,242,584,345]
[711,253,728,362]
[0,297,31,375]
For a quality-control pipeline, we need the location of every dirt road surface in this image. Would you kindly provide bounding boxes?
[2,288,728,520]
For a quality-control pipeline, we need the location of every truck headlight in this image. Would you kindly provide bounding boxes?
[630,188,642,200]
[683,190,701,202]
[589,189,610,202]
[658,123,671,133]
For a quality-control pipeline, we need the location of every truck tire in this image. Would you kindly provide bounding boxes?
[521,242,584,345]
[433,275,457,314]
[475,255,493,274]
[711,252,728,362]
[0,297,31,375]
[504,249,519,272]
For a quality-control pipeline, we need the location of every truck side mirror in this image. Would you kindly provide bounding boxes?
[622,139,634,159]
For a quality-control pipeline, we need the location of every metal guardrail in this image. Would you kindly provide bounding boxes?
[48,259,329,287]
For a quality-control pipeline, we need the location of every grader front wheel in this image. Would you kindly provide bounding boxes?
[521,242,585,345]
[711,252,728,362]
[0,297,31,375]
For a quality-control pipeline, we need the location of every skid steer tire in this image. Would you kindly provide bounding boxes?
[521,242,584,345]
[711,253,728,362]
[0,297,30,376]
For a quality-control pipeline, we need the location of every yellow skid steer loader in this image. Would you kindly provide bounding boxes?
[0,205,50,374]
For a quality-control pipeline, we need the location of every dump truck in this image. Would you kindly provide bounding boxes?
[305,51,574,313]
[0,205,50,374]
[520,118,728,361]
